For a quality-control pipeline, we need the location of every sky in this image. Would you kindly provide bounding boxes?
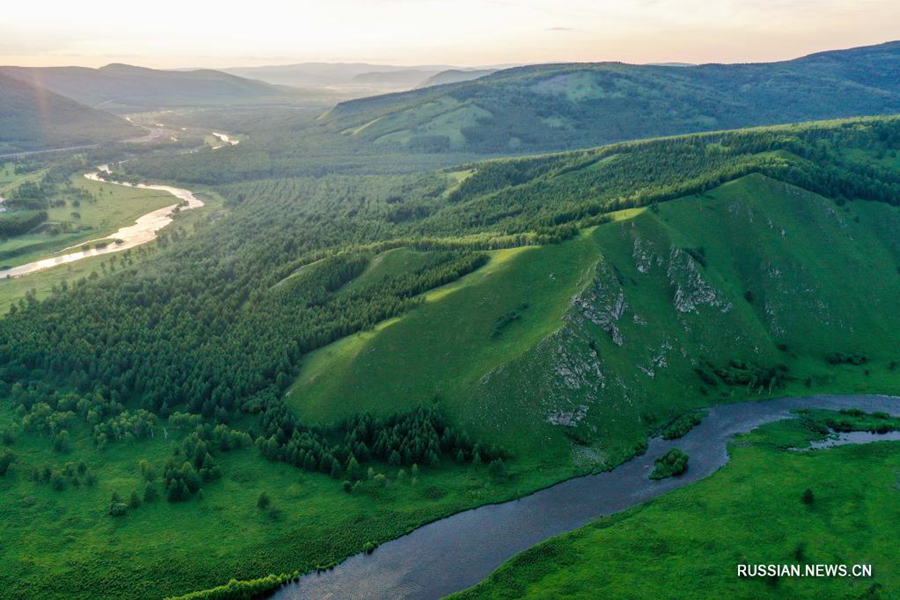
[1,0,898,69]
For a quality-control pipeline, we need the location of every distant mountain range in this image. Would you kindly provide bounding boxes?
[317,41,900,154]
[221,62,508,91]
[0,63,315,112]
[222,62,454,88]
[417,69,498,88]
[0,72,138,154]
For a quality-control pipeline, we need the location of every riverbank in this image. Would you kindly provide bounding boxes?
[271,394,900,599]
[453,407,900,598]
[0,166,203,278]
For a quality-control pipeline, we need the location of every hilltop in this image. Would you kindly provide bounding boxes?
[317,41,900,153]
[0,64,315,112]
[418,69,497,88]
[0,72,139,153]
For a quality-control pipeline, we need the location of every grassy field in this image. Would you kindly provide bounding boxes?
[0,173,177,269]
[452,414,900,599]
[288,173,900,470]
[0,186,226,314]
[0,401,576,599]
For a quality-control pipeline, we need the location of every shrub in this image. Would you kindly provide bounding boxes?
[802,488,815,505]
[649,448,690,480]
[257,491,270,510]
[661,411,705,440]
[0,449,16,476]
[488,458,508,481]
[143,482,158,502]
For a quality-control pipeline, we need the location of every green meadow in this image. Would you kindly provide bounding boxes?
[0,185,226,313]
[0,173,175,269]
[0,400,570,599]
[452,414,900,599]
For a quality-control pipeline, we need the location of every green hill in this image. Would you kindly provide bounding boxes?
[0,72,139,153]
[318,41,900,153]
[286,171,900,462]
[417,69,496,88]
[0,64,307,112]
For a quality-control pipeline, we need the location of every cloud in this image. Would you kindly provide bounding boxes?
[547,26,576,31]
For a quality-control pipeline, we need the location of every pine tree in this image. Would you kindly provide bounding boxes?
[143,481,158,502]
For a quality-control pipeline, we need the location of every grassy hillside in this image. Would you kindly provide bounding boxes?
[319,41,900,154]
[452,414,900,599]
[288,173,900,464]
[0,73,138,153]
[0,64,309,112]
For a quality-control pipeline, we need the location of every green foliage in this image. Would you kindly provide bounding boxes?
[0,210,48,237]
[0,72,137,153]
[661,411,706,440]
[257,491,270,510]
[1,113,900,599]
[825,352,869,366]
[649,448,689,480]
[801,488,815,505]
[0,448,17,476]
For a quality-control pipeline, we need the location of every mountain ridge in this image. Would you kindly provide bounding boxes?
[318,40,900,154]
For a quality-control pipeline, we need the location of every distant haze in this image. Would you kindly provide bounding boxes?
[2,0,898,69]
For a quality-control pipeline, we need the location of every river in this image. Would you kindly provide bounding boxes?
[1,166,203,278]
[212,132,239,149]
[272,393,900,599]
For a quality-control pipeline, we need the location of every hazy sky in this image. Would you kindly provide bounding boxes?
[1,0,898,69]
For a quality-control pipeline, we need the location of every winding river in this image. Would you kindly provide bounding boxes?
[1,166,203,278]
[273,393,900,599]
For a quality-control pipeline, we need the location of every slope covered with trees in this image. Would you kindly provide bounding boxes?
[317,41,900,154]
[0,73,138,153]
[0,64,311,112]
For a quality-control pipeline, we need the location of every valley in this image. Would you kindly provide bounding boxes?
[2,29,900,600]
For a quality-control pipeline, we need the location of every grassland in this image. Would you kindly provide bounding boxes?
[0,173,176,268]
[0,185,226,314]
[452,415,900,599]
[0,401,574,599]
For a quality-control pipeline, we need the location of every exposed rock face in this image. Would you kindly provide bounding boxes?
[666,246,733,314]
[570,262,628,345]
